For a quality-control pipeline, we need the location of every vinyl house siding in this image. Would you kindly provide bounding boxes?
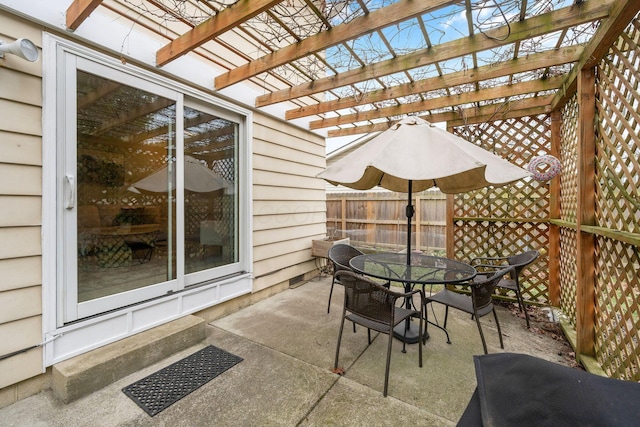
[252,113,326,292]
[0,11,45,390]
[0,8,327,403]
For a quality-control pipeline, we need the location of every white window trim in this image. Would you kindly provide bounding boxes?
[41,33,254,366]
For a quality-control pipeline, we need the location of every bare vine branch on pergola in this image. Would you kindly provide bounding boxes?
[115,0,600,128]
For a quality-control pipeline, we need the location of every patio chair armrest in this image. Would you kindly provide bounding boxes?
[470,256,510,265]
[473,263,502,269]
[389,288,424,307]
[472,263,505,272]
[392,287,423,299]
[471,266,516,286]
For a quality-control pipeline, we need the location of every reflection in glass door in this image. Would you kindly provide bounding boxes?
[182,104,239,279]
[69,67,178,320]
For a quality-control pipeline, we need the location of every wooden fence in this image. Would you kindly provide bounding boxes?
[326,190,446,255]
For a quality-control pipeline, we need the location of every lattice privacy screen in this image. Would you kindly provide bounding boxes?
[592,16,640,381]
[452,115,551,306]
[556,16,640,381]
[558,95,579,327]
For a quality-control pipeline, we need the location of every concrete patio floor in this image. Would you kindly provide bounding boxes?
[0,276,575,426]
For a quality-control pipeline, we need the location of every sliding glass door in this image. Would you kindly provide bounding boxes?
[59,53,242,324]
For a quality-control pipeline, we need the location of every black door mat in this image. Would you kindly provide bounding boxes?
[122,345,243,416]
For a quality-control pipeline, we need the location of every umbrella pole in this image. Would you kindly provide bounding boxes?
[406,180,414,266]
[394,179,421,344]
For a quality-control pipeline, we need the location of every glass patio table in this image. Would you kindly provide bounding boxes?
[350,252,476,343]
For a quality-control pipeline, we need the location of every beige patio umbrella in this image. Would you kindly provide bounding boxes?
[129,155,229,194]
[318,116,531,262]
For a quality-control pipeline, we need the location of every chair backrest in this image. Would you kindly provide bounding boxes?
[335,270,396,324]
[507,250,539,277]
[328,243,364,272]
[472,267,514,312]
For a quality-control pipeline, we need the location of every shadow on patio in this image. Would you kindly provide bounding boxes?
[0,276,575,426]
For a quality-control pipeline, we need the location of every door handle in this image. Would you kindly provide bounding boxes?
[64,174,75,209]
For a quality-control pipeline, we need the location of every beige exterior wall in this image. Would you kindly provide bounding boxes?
[0,11,45,390]
[0,8,327,400]
[252,113,326,292]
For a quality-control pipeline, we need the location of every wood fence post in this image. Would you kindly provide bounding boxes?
[446,194,455,259]
[339,196,347,238]
[367,194,375,246]
[576,67,597,357]
[549,110,562,306]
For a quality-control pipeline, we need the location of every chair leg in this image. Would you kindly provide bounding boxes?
[383,328,394,397]
[515,288,531,328]
[334,315,346,369]
[493,308,504,349]
[515,290,524,312]
[418,307,423,368]
[474,312,489,355]
[327,276,336,313]
[443,305,450,329]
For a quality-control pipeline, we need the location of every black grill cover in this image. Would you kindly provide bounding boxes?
[458,353,640,427]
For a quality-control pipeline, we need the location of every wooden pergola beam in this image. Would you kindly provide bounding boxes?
[551,0,640,110]
[284,46,582,119]
[445,105,551,128]
[214,0,457,89]
[66,0,103,30]
[327,95,554,137]
[77,80,121,110]
[310,76,564,130]
[257,0,612,107]
[156,0,283,67]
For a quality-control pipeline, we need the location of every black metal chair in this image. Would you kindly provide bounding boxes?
[333,270,423,397]
[470,250,540,328]
[423,267,513,354]
[326,243,364,313]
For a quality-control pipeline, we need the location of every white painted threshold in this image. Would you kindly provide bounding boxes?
[43,274,252,366]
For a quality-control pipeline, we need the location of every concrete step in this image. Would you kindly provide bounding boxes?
[52,315,206,403]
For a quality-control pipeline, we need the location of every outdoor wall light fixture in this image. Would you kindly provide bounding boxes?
[0,38,39,62]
